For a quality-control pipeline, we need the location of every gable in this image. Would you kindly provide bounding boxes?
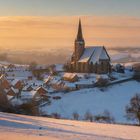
[78,47,95,63]
[89,46,110,64]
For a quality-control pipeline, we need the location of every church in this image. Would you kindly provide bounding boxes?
[67,19,111,74]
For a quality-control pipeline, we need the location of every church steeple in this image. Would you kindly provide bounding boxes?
[74,19,85,61]
[76,19,84,42]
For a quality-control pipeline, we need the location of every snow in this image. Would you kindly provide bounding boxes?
[89,47,109,64]
[78,47,94,62]
[55,64,64,72]
[63,73,77,79]
[20,91,36,100]
[78,46,109,64]
[11,79,20,86]
[41,80,140,124]
[0,112,140,140]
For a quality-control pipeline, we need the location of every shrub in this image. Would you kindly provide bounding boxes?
[94,110,115,123]
[16,100,39,116]
[72,112,80,120]
[29,61,37,71]
[0,90,15,113]
[126,93,140,125]
[95,78,109,87]
[51,113,61,119]
[84,111,93,122]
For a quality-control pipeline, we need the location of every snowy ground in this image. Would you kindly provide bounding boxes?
[0,112,140,140]
[41,80,140,124]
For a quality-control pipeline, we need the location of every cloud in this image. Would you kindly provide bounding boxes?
[0,16,140,49]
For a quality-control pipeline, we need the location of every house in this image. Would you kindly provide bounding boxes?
[67,19,111,74]
[7,64,16,71]
[6,87,18,97]
[63,73,79,82]
[35,86,48,96]
[43,76,52,86]
[11,79,24,90]
[63,83,77,91]
[0,75,11,89]
[22,85,34,92]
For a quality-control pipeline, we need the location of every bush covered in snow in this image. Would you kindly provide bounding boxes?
[126,93,140,125]
[84,111,94,122]
[72,111,80,120]
[94,110,115,123]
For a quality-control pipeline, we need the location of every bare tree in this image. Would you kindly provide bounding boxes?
[94,110,115,123]
[29,61,37,71]
[126,94,140,125]
[51,112,61,119]
[72,112,80,120]
[0,87,14,113]
[84,111,93,122]
[16,100,39,116]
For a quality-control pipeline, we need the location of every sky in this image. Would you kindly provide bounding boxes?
[0,0,140,50]
[0,0,140,17]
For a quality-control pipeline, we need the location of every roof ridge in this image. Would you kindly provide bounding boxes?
[88,48,96,63]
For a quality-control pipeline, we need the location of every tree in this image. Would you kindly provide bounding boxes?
[29,61,37,71]
[95,77,109,87]
[0,91,10,111]
[16,100,39,116]
[51,112,61,119]
[126,94,140,125]
[94,110,115,123]
[72,112,80,120]
[84,111,93,122]
[0,87,15,113]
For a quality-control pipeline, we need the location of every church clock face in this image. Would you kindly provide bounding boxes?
[77,41,84,46]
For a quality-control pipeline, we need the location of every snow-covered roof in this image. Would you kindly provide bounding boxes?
[0,74,6,82]
[64,82,76,88]
[11,87,19,93]
[63,73,78,79]
[89,47,109,64]
[20,91,37,99]
[11,79,20,86]
[78,47,94,63]
[35,86,46,91]
[78,46,110,64]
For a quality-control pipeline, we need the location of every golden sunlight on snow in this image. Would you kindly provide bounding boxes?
[0,112,140,140]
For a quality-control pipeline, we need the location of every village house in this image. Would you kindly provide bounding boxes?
[35,86,48,96]
[63,73,79,82]
[11,79,24,90]
[22,85,34,92]
[5,87,18,97]
[67,19,111,74]
[0,75,11,89]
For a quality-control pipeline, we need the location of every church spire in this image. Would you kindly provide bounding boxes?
[76,19,84,41]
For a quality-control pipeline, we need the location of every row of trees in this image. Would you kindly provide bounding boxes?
[72,93,140,125]
[72,110,114,123]
[43,94,140,125]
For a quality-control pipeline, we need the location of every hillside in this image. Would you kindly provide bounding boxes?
[0,112,140,140]
[41,80,140,124]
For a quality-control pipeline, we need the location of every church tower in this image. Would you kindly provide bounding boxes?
[74,19,85,61]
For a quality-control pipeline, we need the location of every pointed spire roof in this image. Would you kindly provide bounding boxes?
[76,19,84,41]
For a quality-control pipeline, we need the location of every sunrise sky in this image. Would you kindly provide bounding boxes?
[0,0,140,50]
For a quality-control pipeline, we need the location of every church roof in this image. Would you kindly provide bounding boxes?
[78,46,110,64]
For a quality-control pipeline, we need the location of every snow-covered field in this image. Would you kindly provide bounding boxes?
[0,112,140,140]
[41,80,140,124]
